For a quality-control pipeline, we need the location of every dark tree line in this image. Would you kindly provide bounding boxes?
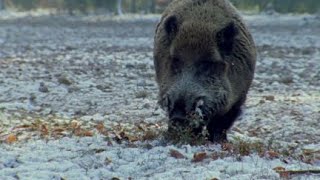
[0,0,167,14]
[0,0,319,14]
[232,0,320,14]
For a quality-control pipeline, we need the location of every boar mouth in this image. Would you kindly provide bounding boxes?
[168,98,211,130]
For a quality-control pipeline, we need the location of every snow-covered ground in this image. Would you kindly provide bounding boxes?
[0,13,319,179]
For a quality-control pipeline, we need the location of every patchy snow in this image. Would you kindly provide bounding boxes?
[0,137,319,180]
[0,13,319,179]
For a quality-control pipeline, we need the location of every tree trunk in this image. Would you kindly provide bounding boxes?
[0,0,3,10]
[150,0,156,14]
[117,0,123,15]
[131,0,136,13]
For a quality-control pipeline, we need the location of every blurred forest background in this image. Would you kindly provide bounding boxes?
[0,0,319,15]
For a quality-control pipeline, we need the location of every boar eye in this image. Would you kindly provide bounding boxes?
[198,61,213,73]
[171,57,182,74]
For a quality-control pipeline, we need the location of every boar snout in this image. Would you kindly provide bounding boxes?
[168,96,206,126]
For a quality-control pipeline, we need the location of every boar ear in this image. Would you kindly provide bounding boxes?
[164,15,178,37]
[216,22,239,56]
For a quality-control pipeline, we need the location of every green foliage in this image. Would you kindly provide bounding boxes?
[9,0,38,10]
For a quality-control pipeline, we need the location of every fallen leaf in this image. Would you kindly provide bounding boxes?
[114,132,123,142]
[259,100,266,104]
[70,120,81,129]
[264,95,275,101]
[95,122,108,136]
[40,124,49,136]
[105,157,112,165]
[222,143,233,152]
[13,124,32,129]
[279,171,290,179]
[303,149,320,156]
[52,127,66,133]
[6,134,18,144]
[192,152,207,162]
[266,150,279,159]
[127,135,139,142]
[137,124,146,132]
[154,123,161,129]
[211,152,220,160]
[83,130,93,137]
[142,130,158,140]
[95,122,105,131]
[169,149,185,159]
[273,166,286,172]
[74,128,93,137]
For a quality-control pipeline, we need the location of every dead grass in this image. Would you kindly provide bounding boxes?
[1,113,319,167]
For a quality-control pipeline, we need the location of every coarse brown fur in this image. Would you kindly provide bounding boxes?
[154,0,256,142]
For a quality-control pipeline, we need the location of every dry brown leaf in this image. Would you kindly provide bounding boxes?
[126,135,139,142]
[74,128,82,136]
[13,124,32,129]
[137,124,146,132]
[169,149,185,159]
[70,120,81,129]
[6,134,18,144]
[105,157,112,165]
[83,130,94,137]
[95,122,108,136]
[259,100,266,104]
[266,150,280,159]
[114,132,123,141]
[303,149,320,156]
[114,131,137,142]
[52,127,66,133]
[142,130,158,141]
[211,152,220,160]
[40,124,49,136]
[74,128,93,137]
[273,166,286,172]
[279,171,290,179]
[192,152,207,162]
[95,122,105,131]
[232,127,243,134]
[52,131,67,137]
[154,123,161,129]
[264,95,275,101]
[222,143,233,152]
[119,131,127,139]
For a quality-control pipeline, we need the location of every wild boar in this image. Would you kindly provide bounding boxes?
[154,0,256,142]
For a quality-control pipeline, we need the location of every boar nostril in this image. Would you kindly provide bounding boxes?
[195,98,204,108]
[169,103,186,124]
[194,97,205,109]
